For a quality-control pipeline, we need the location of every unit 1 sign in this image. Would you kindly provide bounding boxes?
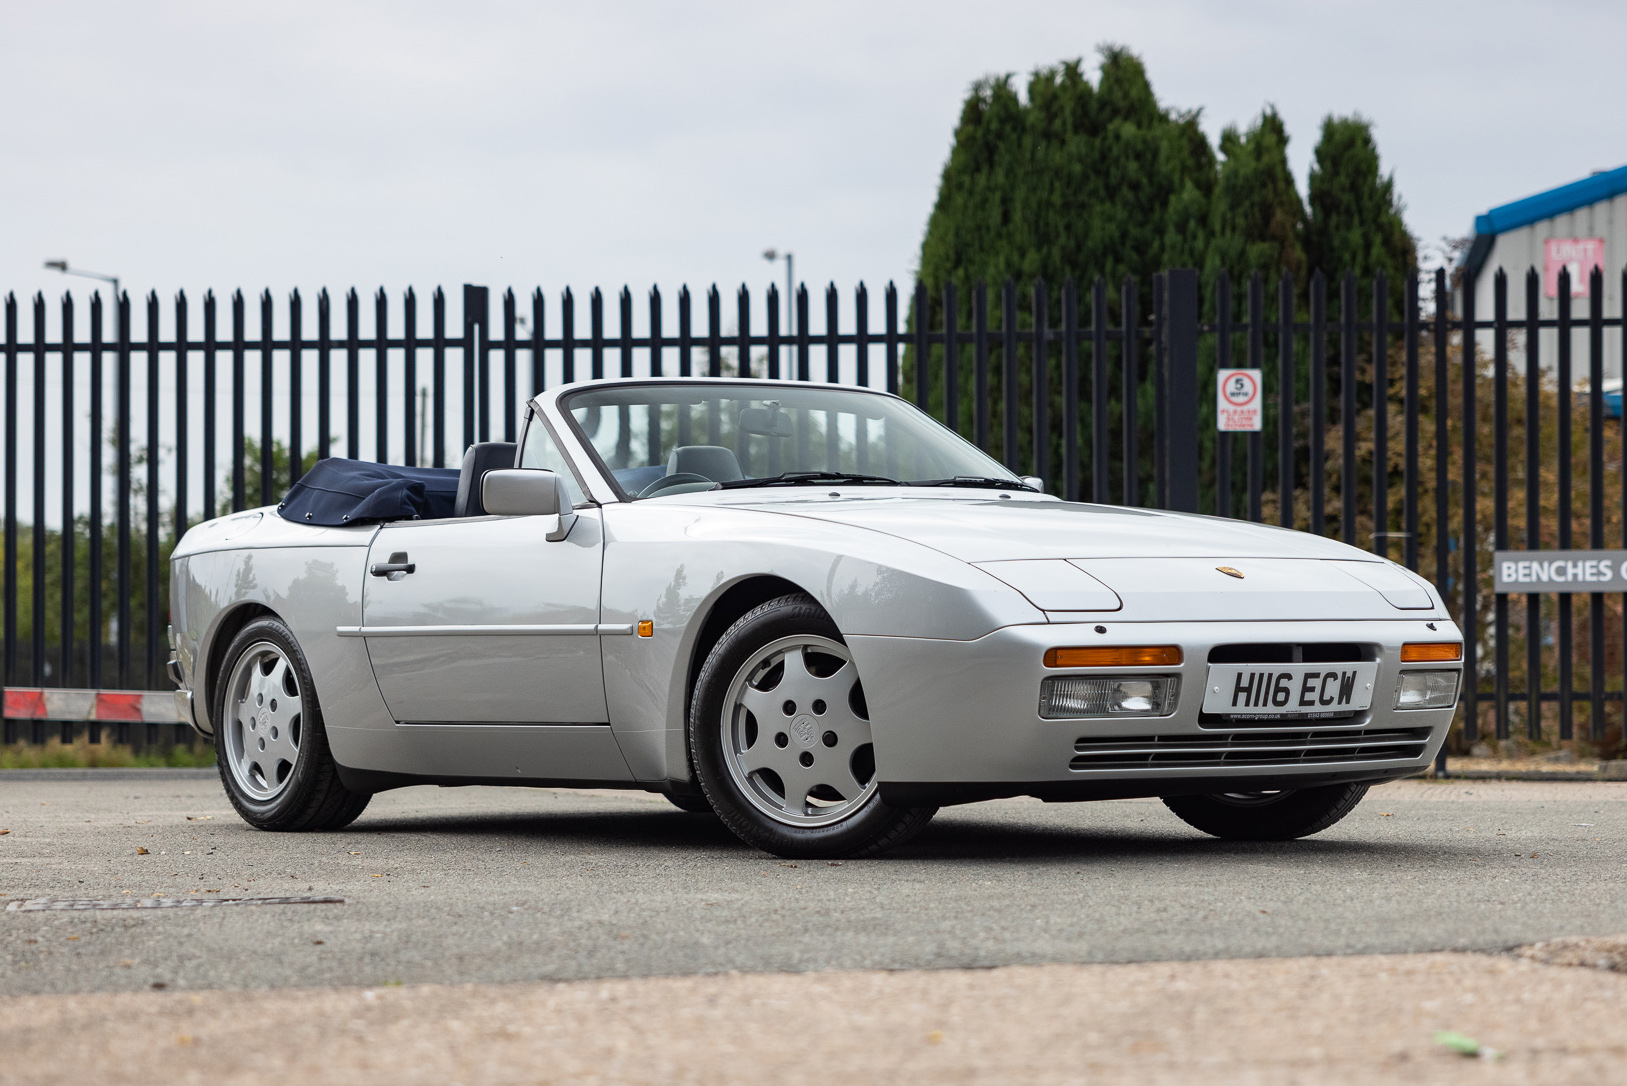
[1216,368,1262,431]
[1493,549,1627,593]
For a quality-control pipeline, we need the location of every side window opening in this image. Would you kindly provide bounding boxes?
[519,410,590,507]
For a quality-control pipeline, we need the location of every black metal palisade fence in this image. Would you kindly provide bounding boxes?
[5,265,1627,758]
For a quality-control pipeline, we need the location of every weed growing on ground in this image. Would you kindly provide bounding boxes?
[0,738,216,769]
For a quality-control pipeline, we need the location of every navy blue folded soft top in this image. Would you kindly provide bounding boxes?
[277,459,460,526]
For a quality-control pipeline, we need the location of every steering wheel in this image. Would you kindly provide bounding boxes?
[637,473,716,498]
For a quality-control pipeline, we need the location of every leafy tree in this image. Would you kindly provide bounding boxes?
[3,504,172,690]
[1261,337,1625,757]
[217,439,324,517]
[4,436,333,686]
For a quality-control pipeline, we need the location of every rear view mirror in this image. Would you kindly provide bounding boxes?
[484,469,564,517]
[738,407,793,438]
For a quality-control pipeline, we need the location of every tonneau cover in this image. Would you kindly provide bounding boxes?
[277,458,460,526]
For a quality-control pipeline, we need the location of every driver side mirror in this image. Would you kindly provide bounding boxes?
[1021,476,1045,493]
[483,469,572,540]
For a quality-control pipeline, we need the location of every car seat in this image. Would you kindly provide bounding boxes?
[453,442,519,517]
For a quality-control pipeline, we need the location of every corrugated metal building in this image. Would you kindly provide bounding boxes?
[1461,163,1627,385]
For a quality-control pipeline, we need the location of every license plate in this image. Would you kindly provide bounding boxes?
[1201,662,1379,718]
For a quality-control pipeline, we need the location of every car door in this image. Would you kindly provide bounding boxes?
[359,507,609,724]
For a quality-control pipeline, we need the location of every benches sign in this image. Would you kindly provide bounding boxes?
[1494,550,1627,593]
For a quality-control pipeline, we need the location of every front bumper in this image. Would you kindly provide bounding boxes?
[165,623,208,737]
[849,617,1457,803]
[173,689,198,731]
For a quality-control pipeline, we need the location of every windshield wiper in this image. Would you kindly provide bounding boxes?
[718,470,901,490]
[907,476,1039,492]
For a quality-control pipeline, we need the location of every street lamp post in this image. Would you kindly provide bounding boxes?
[44,260,121,342]
[763,248,793,377]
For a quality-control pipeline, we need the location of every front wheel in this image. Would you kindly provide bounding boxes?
[213,616,371,832]
[1162,783,1369,841]
[688,593,935,858]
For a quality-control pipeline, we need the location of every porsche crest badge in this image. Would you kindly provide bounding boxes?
[1216,566,1245,579]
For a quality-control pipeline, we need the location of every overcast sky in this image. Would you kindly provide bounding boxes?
[5,0,1626,316]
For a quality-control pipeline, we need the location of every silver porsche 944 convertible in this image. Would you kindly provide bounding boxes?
[169,377,1463,858]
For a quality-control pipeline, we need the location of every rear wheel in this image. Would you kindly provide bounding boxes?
[214,616,371,832]
[689,594,935,858]
[1162,783,1369,841]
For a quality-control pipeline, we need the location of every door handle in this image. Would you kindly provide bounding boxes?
[370,552,415,577]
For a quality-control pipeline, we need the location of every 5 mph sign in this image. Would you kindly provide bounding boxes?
[1217,368,1262,432]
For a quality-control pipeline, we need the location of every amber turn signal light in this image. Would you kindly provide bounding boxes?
[1044,645,1183,669]
[1400,642,1462,662]
[637,620,654,638]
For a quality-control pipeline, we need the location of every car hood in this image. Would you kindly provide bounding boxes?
[725,493,1377,564]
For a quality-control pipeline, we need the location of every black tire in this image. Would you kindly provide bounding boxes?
[688,593,936,859]
[664,792,716,815]
[1162,783,1369,841]
[212,616,371,832]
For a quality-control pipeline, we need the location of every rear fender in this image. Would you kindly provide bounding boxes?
[171,541,390,761]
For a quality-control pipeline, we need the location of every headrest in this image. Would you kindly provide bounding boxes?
[454,442,519,517]
[666,445,743,483]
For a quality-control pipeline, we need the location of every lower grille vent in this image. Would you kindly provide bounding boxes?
[1069,727,1431,771]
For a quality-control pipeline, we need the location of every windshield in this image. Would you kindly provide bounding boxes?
[560,382,1022,499]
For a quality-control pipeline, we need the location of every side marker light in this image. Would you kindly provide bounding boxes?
[637,621,654,638]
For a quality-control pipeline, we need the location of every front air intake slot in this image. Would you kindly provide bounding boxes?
[1068,726,1431,771]
[1207,643,1372,664]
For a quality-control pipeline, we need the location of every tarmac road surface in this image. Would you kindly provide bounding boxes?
[3,772,1626,996]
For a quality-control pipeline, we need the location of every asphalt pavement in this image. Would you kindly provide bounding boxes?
[3,772,1626,995]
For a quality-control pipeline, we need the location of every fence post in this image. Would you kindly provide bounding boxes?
[1163,268,1200,513]
[463,284,488,451]
[3,293,15,690]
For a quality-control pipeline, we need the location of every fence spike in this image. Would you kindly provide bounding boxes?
[530,286,545,397]
[736,283,750,380]
[855,281,869,390]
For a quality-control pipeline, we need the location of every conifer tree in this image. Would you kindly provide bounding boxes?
[1205,107,1306,293]
[1304,114,1415,286]
[912,47,1215,445]
[907,49,1414,497]
[917,47,1215,300]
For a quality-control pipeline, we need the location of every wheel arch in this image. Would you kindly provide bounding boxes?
[200,602,280,734]
[682,574,818,740]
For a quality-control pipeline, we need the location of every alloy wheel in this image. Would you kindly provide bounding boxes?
[222,641,304,801]
[720,634,877,827]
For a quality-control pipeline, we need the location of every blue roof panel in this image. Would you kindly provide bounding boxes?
[1475,163,1627,235]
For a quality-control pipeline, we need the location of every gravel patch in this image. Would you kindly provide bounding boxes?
[5,952,1627,1085]
[1511,935,1627,973]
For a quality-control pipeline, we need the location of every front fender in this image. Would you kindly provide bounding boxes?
[597,502,1042,781]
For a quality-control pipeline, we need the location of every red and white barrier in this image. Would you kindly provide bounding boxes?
[3,688,181,724]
